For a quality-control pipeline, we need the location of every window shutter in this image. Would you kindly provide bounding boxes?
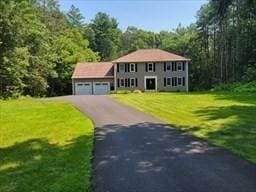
[135,64,138,72]
[172,62,174,71]
[135,78,138,87]
[125,78,127,87]
[164,62,166,72]
[128,78,130,87]
[183,77,185,86]
[175,62,177,71]
[153,63,156,72]
[127,63,130,72]
[183,62,185,71]
[117,78,120,87]
[117,64,119,72]
[145,63,148,72]
[124,64,127,72]
[164,78,166,87]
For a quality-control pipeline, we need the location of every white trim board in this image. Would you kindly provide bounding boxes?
[144,76,157,91]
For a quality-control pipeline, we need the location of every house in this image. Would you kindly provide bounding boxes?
[72,49,190,95]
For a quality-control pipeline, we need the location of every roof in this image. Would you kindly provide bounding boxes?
[72,62,114,79]
[113,49,190,63]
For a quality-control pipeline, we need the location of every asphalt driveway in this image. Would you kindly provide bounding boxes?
[68,95,256,192]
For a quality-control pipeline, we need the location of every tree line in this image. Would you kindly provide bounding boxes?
[0,0,255,97]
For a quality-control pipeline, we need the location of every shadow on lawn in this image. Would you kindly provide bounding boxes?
[0,135,93,192]
[93,122,256,192]
[193,92,256,162]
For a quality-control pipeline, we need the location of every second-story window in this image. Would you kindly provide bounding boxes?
[177,62,182,71]
[119,64,125,73]
[166,63,171,71]
[130,63,135,72]
[147,63,153,72]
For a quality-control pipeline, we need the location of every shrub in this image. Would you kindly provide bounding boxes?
[212,81,256,92]
[133,89,142,94]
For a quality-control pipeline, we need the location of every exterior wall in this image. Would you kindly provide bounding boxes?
[115,61,188,91]
[72,78,114,95]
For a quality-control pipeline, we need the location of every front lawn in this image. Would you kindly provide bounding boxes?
[113,92,256,163]
[0,98,94,192]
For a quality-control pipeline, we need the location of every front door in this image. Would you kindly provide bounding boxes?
[146,78,156,90]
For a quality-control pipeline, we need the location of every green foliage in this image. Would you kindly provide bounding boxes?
[0,0,98,98]
[0,98,94,191]
[90,12,122,61]
[67,4,84,28]
[213,81,256,92]
[113,92,256,163]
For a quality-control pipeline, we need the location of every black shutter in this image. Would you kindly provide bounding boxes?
[164,78,166,87]
[127,63,130,72]
[153,63,156,72]
[125,78,127,87]
[117,64,119,72]
[135,78,138,87]
[183,62,185,71]
[172,62,174,71]
[183,77,185,86]
[124,64,127,72]
[128,78,130,87]
[145,63,148,72]
[175,62,177,71]
[117,78,120,87]
[164,62,166,72]
[135,64,138,72]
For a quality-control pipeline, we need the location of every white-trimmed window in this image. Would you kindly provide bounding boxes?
[166,63,171,71]
[120,78,124,87]
[178,77,182,85]
[147,63,154,72]
[177,62,182,71]
[167,78,171,86]
[130,78,135,87]
[130,63,135,72]
[119,63,125,73]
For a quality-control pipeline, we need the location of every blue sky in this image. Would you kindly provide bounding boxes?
[59,0,208,32]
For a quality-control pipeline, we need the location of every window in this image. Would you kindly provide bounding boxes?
[130,63,135,72]
[172,62,177,71]
[77,84,83,86]
[172,77,177,86]
[119,64,125,72]
[147,63,153,72]
[182,77,185,86]
[120,78,124,87]
[167,78,171,86]
[178,77,182,85]
[166,63,171,71]
[130,78,135,87]
[177,62,182,71]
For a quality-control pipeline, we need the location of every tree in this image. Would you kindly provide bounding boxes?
[90,12,121,61]
[67,4,84,28]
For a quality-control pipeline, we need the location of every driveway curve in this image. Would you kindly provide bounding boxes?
[67,95,256,192]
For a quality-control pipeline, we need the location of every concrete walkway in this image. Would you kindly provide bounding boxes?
[67,95,256,192]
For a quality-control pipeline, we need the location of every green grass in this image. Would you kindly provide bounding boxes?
[113,92,256,163]
[0,98,94,192]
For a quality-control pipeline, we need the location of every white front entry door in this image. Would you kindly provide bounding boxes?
[93,82,110,95]
[75,82,92,95]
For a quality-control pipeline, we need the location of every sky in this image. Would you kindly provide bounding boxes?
[59,0,208,32]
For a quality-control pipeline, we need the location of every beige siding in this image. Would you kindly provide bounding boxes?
[116,62,187,91]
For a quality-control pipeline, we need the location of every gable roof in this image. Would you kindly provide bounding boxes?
[72,62,114,79]
[113,49,190,63]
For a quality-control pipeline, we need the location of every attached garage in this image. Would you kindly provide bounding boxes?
[72,62,114,95]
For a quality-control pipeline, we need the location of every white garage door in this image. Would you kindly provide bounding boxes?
[75,82,92,95]
[93,82,110,95]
